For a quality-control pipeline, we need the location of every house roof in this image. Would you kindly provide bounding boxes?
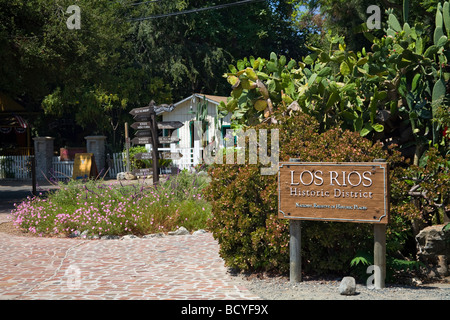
[0,94,29,128]
[173,93,228,108]
[0,93,26,112]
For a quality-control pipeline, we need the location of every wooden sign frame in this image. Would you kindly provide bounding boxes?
[280,160,389,289]
[278,162,389,224]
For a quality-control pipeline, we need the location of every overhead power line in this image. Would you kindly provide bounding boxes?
[129,0,266,21]
[127,0,165,6]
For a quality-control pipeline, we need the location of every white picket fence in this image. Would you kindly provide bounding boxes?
[0,155,32,179]
[0,148,202,180]
[51,153,129,180]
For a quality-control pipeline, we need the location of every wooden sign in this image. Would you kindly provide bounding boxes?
[129,106,154,117]
[133,114,151,122]
[130,121,183,130]
[132,135,180,144]
[132,168,153,176]
[129,102,184,185]
[278,162,389,224]
[161,151,183,160]
[135,130,152,137]
[129,102,174,117]
[157,121,183,130]
[72,153,98,180]
[158,136,180,144]
[131,122,152,130]
[135,151,183,160]
[131,137,152,145]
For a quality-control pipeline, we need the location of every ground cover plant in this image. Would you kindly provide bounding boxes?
[11,170,211,237]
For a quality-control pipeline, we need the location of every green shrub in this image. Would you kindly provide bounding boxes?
[350,250,425,283]
[159,169,210,201]
[391,147,450,226]
[125,146,173,170]
[206,110,405,275]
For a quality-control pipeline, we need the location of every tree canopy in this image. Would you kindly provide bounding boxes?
[221,1,449,162]
[0,0,307,149]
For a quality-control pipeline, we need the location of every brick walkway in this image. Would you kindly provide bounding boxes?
[0,231,261,300]
[2,181,449,306]
[0,180,260,300]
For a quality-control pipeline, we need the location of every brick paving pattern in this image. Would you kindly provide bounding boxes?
[0,181,260,300]
[0,231,261,300]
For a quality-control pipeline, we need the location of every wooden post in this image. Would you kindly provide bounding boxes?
[374,224,386,289]
[150,111,159,185]
[125,122,130,173]
[290,220,302,283]
[289,158,302,283]
[31,155,36,196]
[373,158,386,289]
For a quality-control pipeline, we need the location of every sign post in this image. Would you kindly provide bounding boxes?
[149,110,159,184]
[129,101,182,185]
[278,161,389,286]
[373,159,387,289]
[289,159,302,283]
[290,219,302,283]
[125,122,131,173]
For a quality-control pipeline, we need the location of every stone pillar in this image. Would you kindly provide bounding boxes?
[33,137,54,180]
[85,136,106,174]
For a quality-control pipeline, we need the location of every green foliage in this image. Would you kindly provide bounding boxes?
[1,0,134,117]
[222,3,450,163]
[125,146,173,170]
[292,0,443,52]
[391,147,450,225]
[350,251,373,268]
[159,169,210,202]
[127,146,148,170]
[127,0,307,102]
[1,0,306,150]
[206,111,405,274]
[0,157,15,178]
[350,250,426,283]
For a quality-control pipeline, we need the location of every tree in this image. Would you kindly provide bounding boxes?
[1,0,307,150]
[0,0,173,150]
[220,2,449,163]
[127,0,308,100]
[288,0,441,51]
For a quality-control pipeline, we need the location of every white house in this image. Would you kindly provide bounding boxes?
[159,93,232,170]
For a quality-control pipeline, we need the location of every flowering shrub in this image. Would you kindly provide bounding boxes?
[12,172,211,237]
[206,111,405,274]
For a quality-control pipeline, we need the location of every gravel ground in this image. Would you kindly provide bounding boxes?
[231,272,450,300]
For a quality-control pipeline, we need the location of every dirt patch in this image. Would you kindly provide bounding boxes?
[0,221,36,237]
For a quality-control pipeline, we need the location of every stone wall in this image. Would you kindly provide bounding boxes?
[33,137,54,180]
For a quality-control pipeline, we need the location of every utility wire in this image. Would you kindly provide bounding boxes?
[129,0,266,21]
[127,0,165,6]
